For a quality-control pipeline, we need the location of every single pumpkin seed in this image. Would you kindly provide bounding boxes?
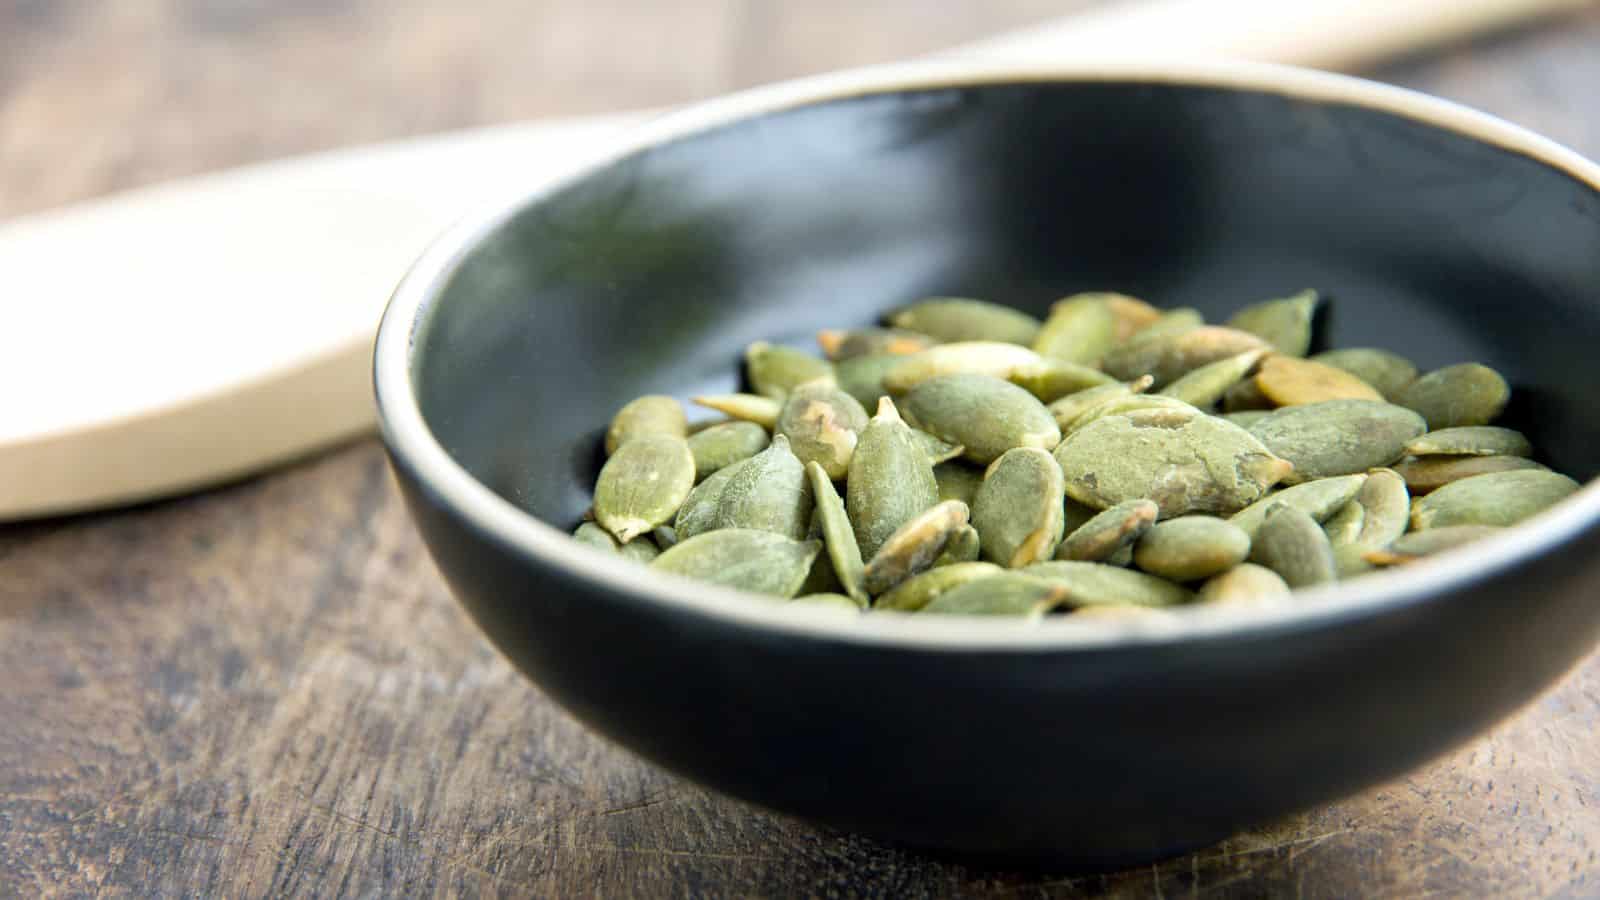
[1249,505,1336,588]
[805,461,868,603]
[1023,560,1194,608]
[1103,293,1165,340]
[573,521,620,553]
[883,341,1046,393]
[887,297,1041,345]
[651,529,820,598]
[1054,499,1159,563]
[652,525,679,549]
[833,352,902,411]
[910,428,965,465]
[1100,325,1269,386]
[847,397,940,561]
[1047,376,1154,430]
[934,524,982,567]
[1256,356,1384,405]
[1385,524,1505,558]
[1392,454,1548,495]
[1220,410,1271,428]
[1156,349,1269,408]
[1227,473,1368,538]
[605,395,688,455]
[594,433,696,543]
[744,341,834,399]
[1351,468,1410,548]
[1221,375,1274,412]
[875,561,1004,612]
[687,420,770,481]
[1410,469,1580,530]
[901,373,1061,465]
[692,393,782,428]
[933,461,985,505]
[619,536,661,564]
[1225,289,1319,357]
[920,572,1071,616]
[777,379,869,480]
[816,327,937,361]
[1008,359,1118,403]
[1249,399,1425,483]
[1403,426,1532,458]
[1320,500,1366,546]
[1196,563,1291,607]
[862,500,971,595]
[1121,307,1204,347]
[971,447,1066,567]
[1054,407,1292,518]
[711,434,813,540]
[1133,516,1251,581]
[790,592,866,611]
[1061,393,1198,436]
[673,458,747,540]
[1333,543,1379,577]
[1398,363,1511,430]
[1310,348,1419,401]
[1031,294,1119,365]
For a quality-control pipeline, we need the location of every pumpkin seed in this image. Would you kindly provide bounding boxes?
[1398,363,1511,430]
[1227,473,1368,538]
[1031,294,1119,365]
[745,341,834,399]
[1023,560,1195,607]
[883,341,1046,393]
[687,420,770,481]
[1100,293,1164,339]
[1133,516,1251,581]
[1310,348,1419,401]
[1384,524,1505,558]
[1100,325,1269,386]
[1392,454,1548,495]
[920,572,1071,616]
[652,525,679,549]
[595,433,696,543]
[887,297,1041,345]
[1061,394,1199,436]
[1403,426,1532,458]
[901,373,1061,465]
[692,393,782,428]
[1054,407,1291,517]
[1156,349,1269,408]
[1249,400,1425,483]
[875,561,1004,612]
[1410,469,1579,530]
[1255,356,1383,405]
[1196,563,1291,607]
[673,458,747,540]
[605,395,688,455]
[833,352,902,410]
[934,524,982,567]
[910,428,965,465]
[971,447,1066,567]
[1351,468,1410,548]
[1047,377,1154,430]
[806,461,868,603]
[651,529,820,598]
[1226,289,1319,357]
[573,521,620,553]
[1009,359,1118,403]
[777,379,869,480]
[711,434,813,540]
[862,500,971,595]
[619,536,661,564]
[1249,505,1335,588]
[846,397,940,561]
[1333,543,1379,577]
[1122,307,1204,346]
[1054,499,1158,563]
[933,460,985,505]
[817,327,937,361]
[1319,499,1366,546]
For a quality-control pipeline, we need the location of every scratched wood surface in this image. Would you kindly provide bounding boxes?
[3,2,1599,897]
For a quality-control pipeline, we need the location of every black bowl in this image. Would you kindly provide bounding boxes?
[374,60,1600,866]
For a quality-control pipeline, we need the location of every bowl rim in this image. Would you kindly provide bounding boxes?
[375,55,1600,651]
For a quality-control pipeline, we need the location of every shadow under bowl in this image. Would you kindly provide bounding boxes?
[374,59,1600,867]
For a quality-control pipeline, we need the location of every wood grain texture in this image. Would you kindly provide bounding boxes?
[3,2,1599,897]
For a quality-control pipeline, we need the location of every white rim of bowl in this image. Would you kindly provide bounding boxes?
[375,55,1600,651]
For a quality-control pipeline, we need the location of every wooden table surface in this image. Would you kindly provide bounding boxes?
[4,2,1600,896]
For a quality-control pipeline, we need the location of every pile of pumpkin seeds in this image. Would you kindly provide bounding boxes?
[575,291,1582,618]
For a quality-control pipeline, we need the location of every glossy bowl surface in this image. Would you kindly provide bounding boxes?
[375,59,1600,865]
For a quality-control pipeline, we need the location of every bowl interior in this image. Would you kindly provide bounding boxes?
[410,76,1600,529]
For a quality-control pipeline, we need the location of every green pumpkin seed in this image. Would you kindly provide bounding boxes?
[901,373,1061,465]
[744,341,834,399]
[1392,454,1548,495]
[1403,426,1532,458]
[933,461,985,505]
[1156,349,1269,408]
[1256,356,1383,405]
[875,561,1003,612]
[1054,407,1292,518]
[1309,348,1419,401]
[1249,505,1335,588]
[790,592,866,611]
[594,433,696,543]
[1031,294,1119,365]
[805,461,868,603]
[652,525,679,549]
[970,447,1066,567]
[1220,410,1272,428]
[883,341,1046,393]
[1227,473,1368,538]
[1008,359,1117,403]
[910,428,965,465]
[846,397,940,561]
[1226,289,1319,357]
[776,380,869,480]
[833,352,902,411]
[1399,363,1511,430]
[1385,524,1505,559]
[887,297,1041,345]
[817,327,937,361]
[1100,325,1269,386]
[1319,499,1366,546]
[1047,377,1154,430]
[1061,394,1199,437]
[1023,560,1194,607]
[651,529,820,598]
[1351,468,1410,548]
[1133,516,1251,581]
[1410,469,1580,530]
[605,395,688,455]
[862,500,971,595]
[1333,543,1378,577]
[673,458,746,540]
[1122,307,1204,346]
[1221,374,1274,412]
[1054,499,1158,563]
[619,536,661,564]
[920,572,1071,616]
[692,393,782,428]
[934,524,982,567]
[1103,293,1165,340]
[708,434,813,540]
[1249,400,1425,483]
[687,420,770,481]
[573,521,620,553]
[1196,563,1291,607]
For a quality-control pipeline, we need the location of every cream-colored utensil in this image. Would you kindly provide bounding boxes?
[0,0,1582,520]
